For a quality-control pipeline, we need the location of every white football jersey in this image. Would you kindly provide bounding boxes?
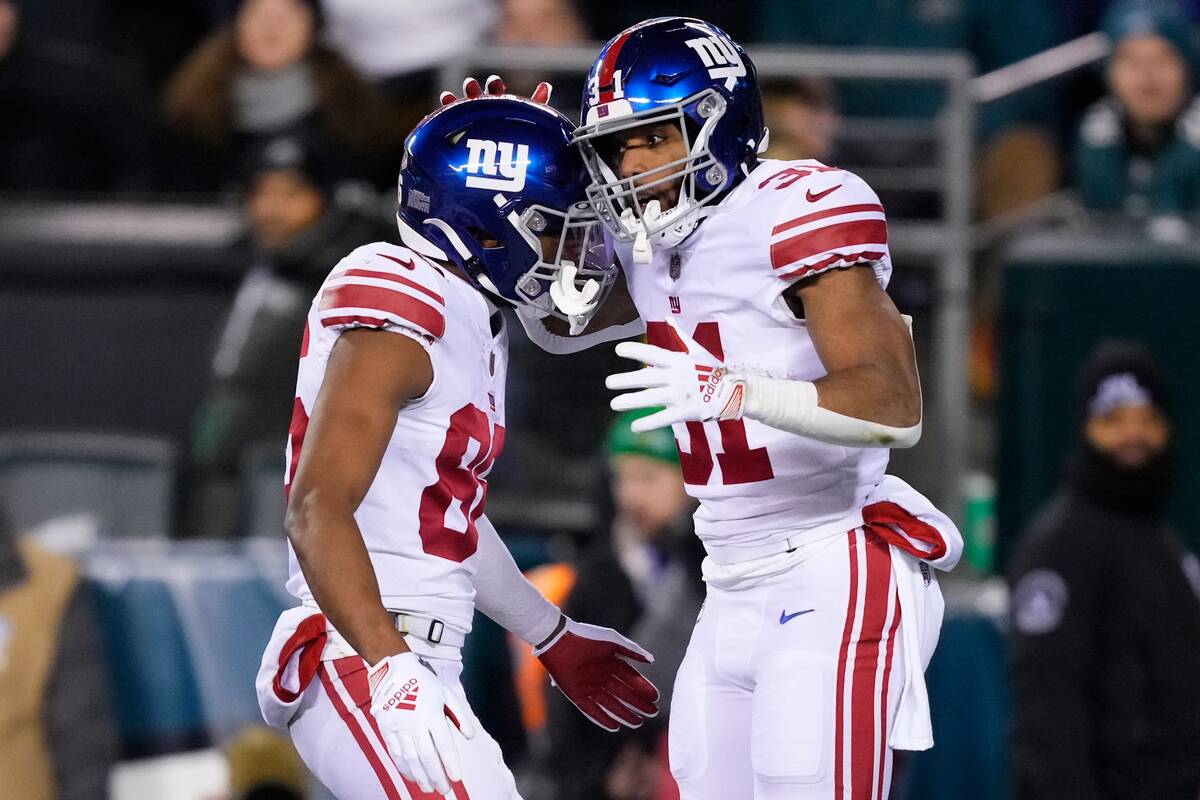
[283,242,508,633]
[615,159,894,553]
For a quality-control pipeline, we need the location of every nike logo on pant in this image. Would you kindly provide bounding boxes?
[779,609,815,624]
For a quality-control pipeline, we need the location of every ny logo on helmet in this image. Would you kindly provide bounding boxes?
[463,138,530,192]
[684,29,746,91]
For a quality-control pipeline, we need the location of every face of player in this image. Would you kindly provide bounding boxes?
[0,0,17,61]
[602,122,689,210]
[246,170,325,251]
[610,454,690,543]
[1085,403,1170,469]
[236,0,316,72]
[1108,34,1191,129]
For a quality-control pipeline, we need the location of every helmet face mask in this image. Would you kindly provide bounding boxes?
[395,96,618,328]
[574,17,765,252]
[574,87,730,248]
[506,199,616,318]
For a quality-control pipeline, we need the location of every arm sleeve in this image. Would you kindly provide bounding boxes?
[317,246,448,344]
[514,307,645,354]
[44,583,120,800]
[1008,526,1104,799]
[472,516,562,646]
[767,169,892,289]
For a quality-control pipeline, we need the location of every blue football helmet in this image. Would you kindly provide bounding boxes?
[573,17,766,251]
[397,96,616,325]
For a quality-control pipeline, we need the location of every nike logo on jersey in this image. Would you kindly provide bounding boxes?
[806,184,842,203]
[377,253,416,270]
[779,609,815,624]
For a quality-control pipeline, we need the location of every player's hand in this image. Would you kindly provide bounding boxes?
[534,616,660,732]
[367,651,476,795]
[438,74,553,106]
[607,319,745,431]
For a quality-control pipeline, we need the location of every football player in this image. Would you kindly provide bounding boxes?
[532,17,964,799]
[255,97,659,800]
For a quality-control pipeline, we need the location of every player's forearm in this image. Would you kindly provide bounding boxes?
[735,361,922,448]
[286,491,408,664]
[811,361,921,427]
[472,517,563,645]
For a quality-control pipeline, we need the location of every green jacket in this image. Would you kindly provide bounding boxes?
[1074,97,1200,215]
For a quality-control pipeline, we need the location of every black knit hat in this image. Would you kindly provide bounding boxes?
[1076,340,1170,423]
[237,133,337,196]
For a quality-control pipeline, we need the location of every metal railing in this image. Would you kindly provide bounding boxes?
[440,45,977,517]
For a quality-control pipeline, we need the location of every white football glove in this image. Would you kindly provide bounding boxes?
[367,651,476,795]
[606,320,745,432]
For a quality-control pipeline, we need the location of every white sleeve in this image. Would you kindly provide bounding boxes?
[767,169,892,290]
[471,516,562,646]
[514,306,645,354]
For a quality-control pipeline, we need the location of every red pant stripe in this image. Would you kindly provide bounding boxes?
[319,662,403,800]
[850,533,892,797]
[834,530,861,798]
[875,590,902,799]
[338,656,473,800]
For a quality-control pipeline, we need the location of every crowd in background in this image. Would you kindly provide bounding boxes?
[2,0,1200,219]
[5,1,1200,799]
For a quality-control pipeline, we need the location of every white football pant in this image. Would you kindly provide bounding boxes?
[669,528,933,800]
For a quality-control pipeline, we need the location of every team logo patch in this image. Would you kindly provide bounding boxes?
[669,296,682,314]
[383,677,420,712]
[462,139,530,192]
[1013,569,1069,635]
[695,364,725,405]
[684,26,746,90]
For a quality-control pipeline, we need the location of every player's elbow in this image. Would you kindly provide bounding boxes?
[285,486,345,553]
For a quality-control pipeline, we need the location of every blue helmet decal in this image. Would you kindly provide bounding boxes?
[574,17,766,256]
[397,96,615,325]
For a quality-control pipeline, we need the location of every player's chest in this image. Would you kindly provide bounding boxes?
[440,294,508,421]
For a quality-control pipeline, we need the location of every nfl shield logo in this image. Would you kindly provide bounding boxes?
[669,252,682,280]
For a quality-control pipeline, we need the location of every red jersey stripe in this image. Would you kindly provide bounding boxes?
[778,251,887,283]
[341,268,445,305]
[320,284,446,338]
[770,219,888,271]
[771,203,884,236]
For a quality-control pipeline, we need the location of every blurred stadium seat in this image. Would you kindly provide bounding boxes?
[900,609,1011,800]
[83,541,289,757]
[240,441,287,539]
[0,431,176,540]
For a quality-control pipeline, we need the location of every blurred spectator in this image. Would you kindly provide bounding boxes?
[1075,0,1200,228]
[577,1,757,42]
[761,77,840,162]
[187,135,392,535]
[758,0,1062,218]
[0,506,119,799]
[224,725,308,799]
[0,0,153,191]
[163,0,409,190]
[1008,341,1200,800]
[494,0,588,105]
[542,409,700,800]
[320,0,497,100]
[498,0,586,44]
